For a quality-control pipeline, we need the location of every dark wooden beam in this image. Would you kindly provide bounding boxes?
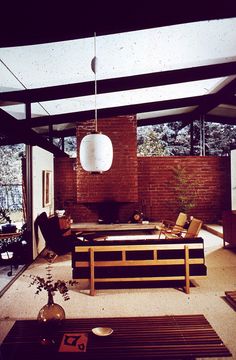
[0,82,94,104]
[0,109,68,157]
[222,95,236,107]
[0,101,19,106]
[205,114,236,125]
[35,127,77,138]
[0,62,235,104]
[0,137,24,146]
[24,94,213,128]
[35,111,236,136]
[137,112,196,127]
[137,111,236,129]
[191,78,236,116]
[179,112,236,130]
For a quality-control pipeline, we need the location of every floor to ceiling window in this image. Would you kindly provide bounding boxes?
[0,144,28,296]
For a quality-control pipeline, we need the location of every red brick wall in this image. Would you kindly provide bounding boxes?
[54,158,95,221]
[54,158,76,207]
[54,118,231,223]
[76,116,138,203]
[54,155,230,223]
[137,156,230,223]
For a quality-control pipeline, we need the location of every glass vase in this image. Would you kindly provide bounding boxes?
[37,290,65,328]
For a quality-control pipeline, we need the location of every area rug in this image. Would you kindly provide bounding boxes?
[225,291,236,311]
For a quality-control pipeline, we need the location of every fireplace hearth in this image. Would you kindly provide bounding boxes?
[82,201,137,224]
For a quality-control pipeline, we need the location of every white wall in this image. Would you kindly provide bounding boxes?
[32,146,54,259]
[231,149,236,210]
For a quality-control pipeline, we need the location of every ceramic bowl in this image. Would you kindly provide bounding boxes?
[92,327,113,336]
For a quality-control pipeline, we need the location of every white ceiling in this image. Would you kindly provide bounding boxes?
[0,17,236,134]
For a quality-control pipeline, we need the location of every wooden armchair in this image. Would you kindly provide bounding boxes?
[158,212,187,237]
[160,217,203,239]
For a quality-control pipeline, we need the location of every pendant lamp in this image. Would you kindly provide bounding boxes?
[79,33,113,173]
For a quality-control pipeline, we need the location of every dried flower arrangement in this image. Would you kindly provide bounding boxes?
[24,250,78,301]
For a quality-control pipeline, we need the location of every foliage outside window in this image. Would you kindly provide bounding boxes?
[0,144,25,223]
[53,136,77,157]
[137,122,236,156]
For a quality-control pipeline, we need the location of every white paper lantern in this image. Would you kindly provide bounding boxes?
[79,34,113,173]
[80,132,113,173]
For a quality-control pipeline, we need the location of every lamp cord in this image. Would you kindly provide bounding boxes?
[93,32,98,132]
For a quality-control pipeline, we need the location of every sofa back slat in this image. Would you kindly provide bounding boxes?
[72,237,207,295]
[75,243,204,252]
[75,258,205,267]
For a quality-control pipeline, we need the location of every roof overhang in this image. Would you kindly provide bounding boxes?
[1,4,236,47]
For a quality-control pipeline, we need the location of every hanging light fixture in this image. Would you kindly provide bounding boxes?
[79,32,113,173]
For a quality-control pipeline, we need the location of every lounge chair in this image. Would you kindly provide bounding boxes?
[158,212,187,237]
[35,212,78,255]
[160,217,203,239]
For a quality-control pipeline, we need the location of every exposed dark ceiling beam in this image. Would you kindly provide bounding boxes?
[1,5,235,47]
[137,113,197,127]
[138,112,236,128]
[0,83,93,104]
[4,89,235,136]
[33,110,236,136]
[205,114,236,125]
[178,112,236,132]
[0,135,26,146]
[191,78,236,116]
[35,128,77,138]
[0,109,68,156]
[0,61,236,104]
[222,95,236,107]
[24,94,212,128]
[0,100,19,106]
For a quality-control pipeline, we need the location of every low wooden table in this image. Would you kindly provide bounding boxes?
[71,222,162,234]
[0,315,231,359]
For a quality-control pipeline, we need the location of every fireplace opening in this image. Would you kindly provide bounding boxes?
[82,201,138,224]
[97,201,120,224]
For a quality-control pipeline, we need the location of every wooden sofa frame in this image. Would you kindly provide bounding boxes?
[72,237,207,296]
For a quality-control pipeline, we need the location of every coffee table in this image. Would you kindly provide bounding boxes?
[0,315,231,359]
[71,222,161,233]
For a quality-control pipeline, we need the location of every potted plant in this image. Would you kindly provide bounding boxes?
[168,164,200,226]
